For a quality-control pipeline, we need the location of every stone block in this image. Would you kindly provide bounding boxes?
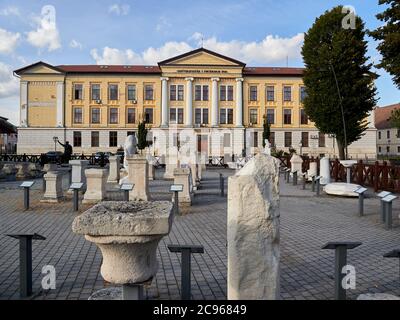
[126,155,150,201]
[173,167,192,205]
[83,168,108,204]
[42,171,64,202]
[107,156,121,184]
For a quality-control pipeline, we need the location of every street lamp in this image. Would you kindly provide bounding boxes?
[53,136,59,152]
[153,136,157,156]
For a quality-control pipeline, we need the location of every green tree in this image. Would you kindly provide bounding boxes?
[301,6,377,159]
[389,108,400,129]
[369,0,400,89]
[137,121,149,152]
[262,116,271,148]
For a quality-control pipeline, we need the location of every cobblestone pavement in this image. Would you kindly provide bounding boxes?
[0,167,399,300]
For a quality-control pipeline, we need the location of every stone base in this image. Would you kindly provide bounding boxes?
[357,293,400,300]
[323,183,360,197]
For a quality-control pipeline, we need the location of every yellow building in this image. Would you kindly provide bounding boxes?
[14,48,376,159]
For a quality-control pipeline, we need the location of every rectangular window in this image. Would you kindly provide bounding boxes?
[223,133,231,147]
[109,108,118,124]
[397,129,400,138]
[398,146,400,153]
[301,132,309,148]
[145,85,154,101]
[220,108,226,124]
[195,108,208,124]
[195,108,201,124]
[109,84,118,101]
[127,85,136,101]
[249,109,258,124]
[283,109,292,124]
[91,131,99,147]
[250,86,258,101]
[318,132,326,148]
[220,108,233,124]
[203,108,209,124]
[300,86,307,102]
[300,109,308,125]
[195,85,201,101]
[109,131,118,147]
[387,146,390,153]
[91,84,101,101]
[73,131,82,147]
[252,132,259,148]
[284,132,292,148]
[127,131,135,137]
[170,108,184,124]
[269,132,275,147]
[91,108,100,124]
[220,85,227,101]
[194,85,209,101]
[283,86,292,102]
[177,85,184,101]
[74,84,83,100]
[387,130,390,139]
[203,85,209,101]
[379,146,381,153]
[145,108,153,124]
[266,86,275,101]
[378,131,381,139]
[220,85,233,101]
[266,109,275,125]
[127,108,136,124]
[170,85,177,101]
[73,107,83,124]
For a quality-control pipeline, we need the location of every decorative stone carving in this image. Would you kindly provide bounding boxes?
[227,154,280,300]
[123,135,137,169]
[72,201,174,284]
[83,169,108,204]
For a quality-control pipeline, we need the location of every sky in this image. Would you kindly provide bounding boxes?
[0,0,399,126]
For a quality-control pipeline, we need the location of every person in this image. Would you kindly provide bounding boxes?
[58,140,73,163]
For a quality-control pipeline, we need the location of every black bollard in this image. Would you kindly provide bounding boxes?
[70,183,83,211]
[354,187,367,217]
[293,171,298,186]
[219,173,224,197]
[168,244,204,300]
[378,191,391,222]
[286,169,290,183]
[20,181,35,210]
[322,242,362,300]
[120,183,134,202]
[6,233,46,298]
[311,176,315,192]
[170,185,183,216]
[382,195,397,230]
[316,176,321,196]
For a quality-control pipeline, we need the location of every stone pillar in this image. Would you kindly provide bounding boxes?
[83,169,108,203]
[164,153,178,179]
[307,162,318,180]
[189,163,198,190]
[20,81,28,128]
[127,155,150,201]
[173,167,192,205]
[320,157,331,185]
[185,78,194,127]
[235,78,244,127]
[161,77,169,127]
[107,155,121,184]
[56,81,65,127]
[290,154,303,173]
[42,171,64,202]
[69,160,89,191]
[227,154,280,300]
[211,78,220,127]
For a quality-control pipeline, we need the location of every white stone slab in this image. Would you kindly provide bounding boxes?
[323,182,361,197]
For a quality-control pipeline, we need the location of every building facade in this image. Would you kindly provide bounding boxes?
[375,104,400,156]
[14,48,377,159]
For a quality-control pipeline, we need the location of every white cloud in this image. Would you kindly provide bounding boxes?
[26,5,61,52]
[156,16,172,33]
[108,4,130,16]
[70,39,82,50]
[90,33,304,66]
[0,6,20,16]
[0,62,19,99]
[0,28,20,54]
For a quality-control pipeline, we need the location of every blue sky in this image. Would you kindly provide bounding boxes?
[0,0,399,125]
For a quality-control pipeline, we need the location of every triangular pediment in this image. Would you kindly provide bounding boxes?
[158,48,245,67]
[14,61,65,75]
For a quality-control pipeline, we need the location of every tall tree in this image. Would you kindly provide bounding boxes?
[369,0,400,89]
[389,108,400,129]
[302,6,377,159]
[262,116,271,148]
[137,121,149,152]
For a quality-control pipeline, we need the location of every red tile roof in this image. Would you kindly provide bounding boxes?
[243,67,304,76]
[57,65,162,74]
[375,103,400,129]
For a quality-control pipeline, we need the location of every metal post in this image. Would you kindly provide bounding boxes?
[312,176,315,192]
[42,176,46,192]
[122,284,143,300]
[73,189,79,211]
[220,174,224,197]
[335,246,347,300]
[358,193,364,217]
[381,200,386,222]
[293,171,297,186]
[19,236,32,298]
[24,187,29,210]
[124,190,129,201]
[385,201,393,230]
[174,191,179,215]
[316,178,320,196]
[286,170,290,183]
[303,174,306,190]
[181,248,191,300]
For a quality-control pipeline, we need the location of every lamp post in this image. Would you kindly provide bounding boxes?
[53,136,58,152]
[153,136,157,156]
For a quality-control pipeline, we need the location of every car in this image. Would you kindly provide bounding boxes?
[45,151,63,163]
[94,152,113,163]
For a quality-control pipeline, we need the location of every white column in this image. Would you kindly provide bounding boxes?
[56,81,65,127]
[20,81,28,127]
[211,78,220,127]
[161,77,169,127]
[185,77,194,127]
[236,78,244,127]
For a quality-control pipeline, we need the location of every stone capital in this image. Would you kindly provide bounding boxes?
[160,77,169,82]
[236,78,244,82]
[211,78,220,82]
[185,77,194,82]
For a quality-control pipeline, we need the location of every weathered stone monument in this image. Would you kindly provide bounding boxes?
[83,169,108,204]
[164,154,178,179]
[126,155,150,201]
[42,171,64,202]
[72,201,174,300]
[107,155,121,184]
[320,157,331,185]
[227,153,280,300]
[290,154,303,173]
[69,160,89,191]
[120,135,137,185]
[173,167,192,205]
[307,161,318,180]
